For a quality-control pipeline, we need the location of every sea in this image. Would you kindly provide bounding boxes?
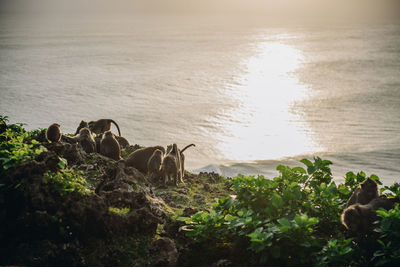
[1,11,399,185]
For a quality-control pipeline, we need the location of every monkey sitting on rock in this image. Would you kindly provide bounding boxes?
[100,131,122,161]
[46,123,62,143]
[70,127,97,153]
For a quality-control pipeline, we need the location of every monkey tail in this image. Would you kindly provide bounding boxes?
[180,143,195,154]
[110,119,121,136]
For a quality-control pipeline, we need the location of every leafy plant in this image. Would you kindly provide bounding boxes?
[371,206,400,265]
[43,168,93,196]
[0,118,47,174]
[316,238,355,266]
[381,183,400,197]
[178,157,389,265]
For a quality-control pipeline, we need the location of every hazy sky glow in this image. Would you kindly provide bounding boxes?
[1,0,399,21]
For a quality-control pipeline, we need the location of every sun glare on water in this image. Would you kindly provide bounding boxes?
[215,37,322,162]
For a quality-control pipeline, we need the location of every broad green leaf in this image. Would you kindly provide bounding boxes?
[300,158,313,167]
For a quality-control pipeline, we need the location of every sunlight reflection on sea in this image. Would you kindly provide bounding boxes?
[211,38,322,161]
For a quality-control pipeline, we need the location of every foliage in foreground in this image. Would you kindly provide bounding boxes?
[0,116,46,175]
[43,168,93,196]
[0,116,92,197]
[179,158,400,266]
[2,115,400,266]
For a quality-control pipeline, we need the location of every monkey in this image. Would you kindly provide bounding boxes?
[46,123,62,143]
[346,178,379,208]
[341,196,399,233]
[72,127,96,153]
[100,131,122,161]
[95,133,130,153]
[147,149,164,182]
[161,153,180,187]
[88,119,121,136]
[166,143,195,180]
[162,143,182,186]
[116,136,130,148]
[75,120,89,135]
[125,146,166,174]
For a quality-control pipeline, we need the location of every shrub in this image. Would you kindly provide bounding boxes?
[372,206,400,265]
[43,168,93,196]
[0,116,47,174]
[179,157,389,265]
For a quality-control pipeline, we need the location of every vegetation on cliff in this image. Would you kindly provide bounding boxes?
[1,116,400,266]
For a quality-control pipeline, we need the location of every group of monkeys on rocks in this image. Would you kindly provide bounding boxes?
[45,119,399,233]
[45,119,195,187]
[341,177,400,234]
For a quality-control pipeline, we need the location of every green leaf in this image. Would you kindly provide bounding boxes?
[58,158,68,169]
[300,158,313,167]
[278,218,291,227]
[271,193,284,209]
[322,160,333,165]
[307,166,316,174]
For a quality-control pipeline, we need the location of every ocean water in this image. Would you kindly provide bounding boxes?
[0,14,399,184]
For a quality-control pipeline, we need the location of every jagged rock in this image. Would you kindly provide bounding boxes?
[149,237,179,267]
[44,141,84,165]
[1,139,167,265]
[1,121,237,266]
[95,162,149,194]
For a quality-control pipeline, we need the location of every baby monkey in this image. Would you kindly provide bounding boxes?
[346,178,379,207]
[46,123,62,143]
[166,143,195,180]
[161,143,182,186]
